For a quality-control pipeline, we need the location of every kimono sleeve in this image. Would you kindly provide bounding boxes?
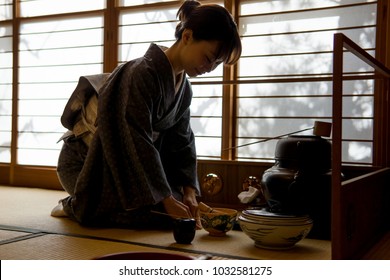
[158,107,200,196]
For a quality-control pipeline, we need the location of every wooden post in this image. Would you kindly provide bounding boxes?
[331,33,344,260]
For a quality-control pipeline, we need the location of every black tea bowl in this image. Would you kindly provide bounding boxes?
[173,218,196,244]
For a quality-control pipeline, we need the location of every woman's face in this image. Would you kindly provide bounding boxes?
[180,30,223,77]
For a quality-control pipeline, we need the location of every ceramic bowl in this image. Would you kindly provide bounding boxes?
[238,213,313,250]
[200,208,238,236]
[241,209,313,225]
[173,218,196,244]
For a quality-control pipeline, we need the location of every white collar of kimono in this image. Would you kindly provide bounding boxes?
[174,71,184,95]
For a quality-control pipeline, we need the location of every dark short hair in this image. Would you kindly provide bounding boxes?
[175,0,242,65]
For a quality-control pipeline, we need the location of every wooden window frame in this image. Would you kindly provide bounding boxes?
[0,0,389,189]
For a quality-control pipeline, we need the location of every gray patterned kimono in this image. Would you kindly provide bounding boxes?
[57,44,200,228]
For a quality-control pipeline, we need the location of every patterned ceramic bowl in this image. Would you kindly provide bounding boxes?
[238,214,313,250]
[200,208,238,236]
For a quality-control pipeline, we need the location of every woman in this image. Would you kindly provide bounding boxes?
[52,0,241,229]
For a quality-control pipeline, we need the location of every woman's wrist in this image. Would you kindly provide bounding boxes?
[183,185,196,196]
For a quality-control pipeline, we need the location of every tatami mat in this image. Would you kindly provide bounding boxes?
[0,186,333,260]
[0,233,199,260]
[0,229,37,243]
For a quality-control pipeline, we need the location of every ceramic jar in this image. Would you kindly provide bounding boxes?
[260,135,332,239]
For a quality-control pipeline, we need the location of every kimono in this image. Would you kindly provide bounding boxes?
[57,44,200,228]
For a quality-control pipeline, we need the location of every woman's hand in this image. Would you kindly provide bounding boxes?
[162,195,192,220]
[182,186,201,229]
[162,187,201,229]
